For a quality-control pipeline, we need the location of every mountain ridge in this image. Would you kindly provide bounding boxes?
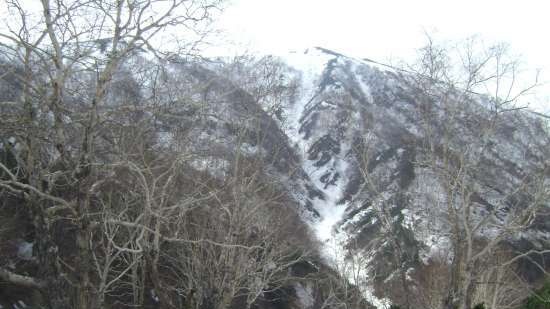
[0,44,548,309]
[268,46,549,307]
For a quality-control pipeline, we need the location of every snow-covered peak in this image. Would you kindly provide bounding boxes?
[270,46,550,308]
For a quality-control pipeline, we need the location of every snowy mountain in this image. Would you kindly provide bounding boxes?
[159,47,550,307]
[274,47,550,306]
[168,46,549,307]
[1,45,548,309]
[217,48,550,306]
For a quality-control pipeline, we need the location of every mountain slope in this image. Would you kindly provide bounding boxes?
[272,47,550,307]
[1,45,548,309]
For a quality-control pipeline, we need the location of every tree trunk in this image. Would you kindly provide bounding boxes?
[462,262,476,309]
[148,251,174,309]
[76,223,93,309]
[75,178,95,309]
[445,237,464,309]
[33,212,70,309]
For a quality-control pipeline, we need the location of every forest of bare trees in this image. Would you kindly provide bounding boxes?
[0,0,320,308]
[409,36,549,309]
[339,36,549,309]
[0,1,549,309]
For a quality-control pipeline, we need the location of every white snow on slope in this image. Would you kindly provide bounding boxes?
[279,48,391,309]
[277,48,347,257]
[277,47,334,147]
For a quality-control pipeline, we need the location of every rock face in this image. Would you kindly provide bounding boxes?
[270,47,550,305]
[152,48,550,306]
[1,46,548,308]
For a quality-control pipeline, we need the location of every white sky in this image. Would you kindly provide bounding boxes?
[212,0,550,112]
[1,0,548,111]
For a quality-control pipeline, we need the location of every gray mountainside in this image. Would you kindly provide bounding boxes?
[1,46,549,308]
[269,47,550,305]
[179,47,550,306]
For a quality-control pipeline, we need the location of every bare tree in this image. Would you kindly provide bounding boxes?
[408,35,550,309]
[0,0,222,308]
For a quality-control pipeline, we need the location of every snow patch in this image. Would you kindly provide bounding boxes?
[188,156,229,179]
[294,283,314,309]
[16,240,34,261]
[277,48,336,146]
[239,143,260,156]
[278,48,392,308]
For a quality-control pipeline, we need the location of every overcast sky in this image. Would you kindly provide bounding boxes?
[1,0,548,111]
[213,0,550,112]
